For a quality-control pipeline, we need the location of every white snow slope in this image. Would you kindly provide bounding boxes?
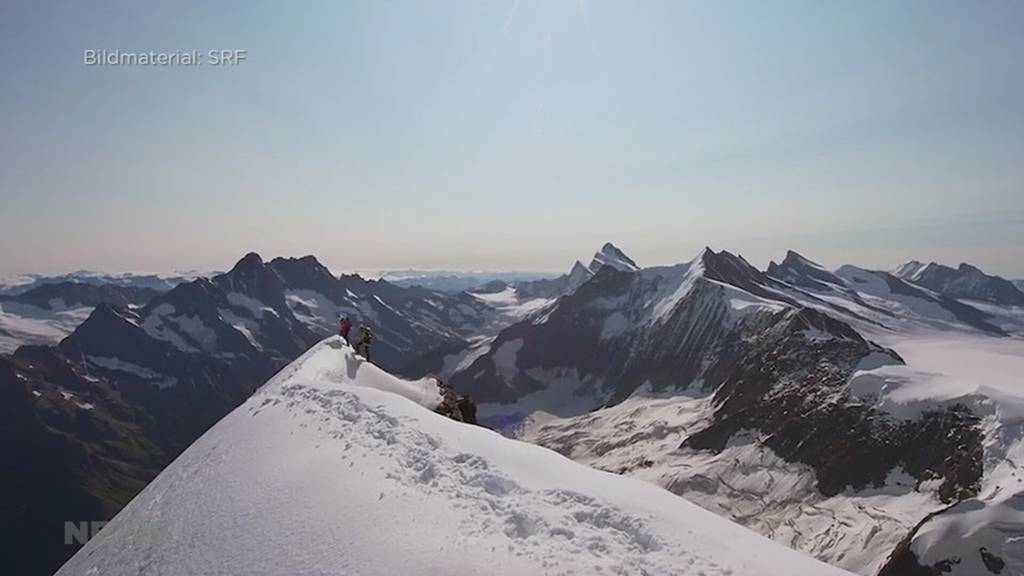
[57,337,852,576]
[0,300,92,354]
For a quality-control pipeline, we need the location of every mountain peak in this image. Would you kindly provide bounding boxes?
[783,250,819,266]
[570,260,592,275]
[143,277,227,319]
[298,254,324,266]
[565,260,595,291]
[697,246,716,260]
[589,242,639,273]
[699,247,748,269]
[59,302,146,358]
[269,255,336,285]
[230,252,265,274]
[766,250,841,290]
[699,248,764,283]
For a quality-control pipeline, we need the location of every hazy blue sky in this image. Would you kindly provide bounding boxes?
[2,1,1023,277]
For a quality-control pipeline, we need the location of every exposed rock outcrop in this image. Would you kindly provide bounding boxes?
[433,377,478,425]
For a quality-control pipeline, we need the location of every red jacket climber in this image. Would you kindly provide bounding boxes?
[338,315,353,344]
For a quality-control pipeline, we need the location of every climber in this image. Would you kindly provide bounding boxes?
[354,325,374,362]
[337,314,352,345]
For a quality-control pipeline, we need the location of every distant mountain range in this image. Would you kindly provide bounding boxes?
[380,269,556,292]
[0,270,204,296]
[5,246,1023,576]
[893,260,1024,306]
[439,246,1021,575]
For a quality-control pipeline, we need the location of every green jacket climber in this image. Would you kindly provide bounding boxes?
[354,325,374,361]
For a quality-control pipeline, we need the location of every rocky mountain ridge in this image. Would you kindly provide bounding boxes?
[893,260,1024,306]
[1,252,492,576]
[450,246,1016,575]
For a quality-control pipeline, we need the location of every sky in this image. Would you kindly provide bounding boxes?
[1,0,1023,278]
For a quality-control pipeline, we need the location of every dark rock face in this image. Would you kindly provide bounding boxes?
[453,266,649,404]
[432,378,478,425]
[897,262,1024,307]
[213,253,293,316]
[979,547,1006,574]
[683,309,983,500]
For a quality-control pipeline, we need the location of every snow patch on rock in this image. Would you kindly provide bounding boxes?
[87,356,178,389]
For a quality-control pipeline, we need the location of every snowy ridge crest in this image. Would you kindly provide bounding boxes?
[55,336,852,576]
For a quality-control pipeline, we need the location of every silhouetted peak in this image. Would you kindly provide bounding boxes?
[231,252,265,273]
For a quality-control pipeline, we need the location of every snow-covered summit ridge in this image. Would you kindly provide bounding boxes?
[56,336,852,576]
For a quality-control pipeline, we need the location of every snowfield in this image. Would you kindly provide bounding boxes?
[57,337,852,576]
[469,286,553,329]
[853,329,1024,574]
[0,300,93,354]
[521,386,942,575]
